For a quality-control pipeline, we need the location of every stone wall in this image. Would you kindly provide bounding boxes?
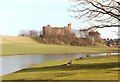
[42,23,75,38]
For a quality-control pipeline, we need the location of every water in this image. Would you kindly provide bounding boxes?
[0,53,119,76]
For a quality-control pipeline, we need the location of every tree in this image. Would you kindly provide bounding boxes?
[79,30,89,38]
[18,29,28,36]
[18,29,39,36]
[28,30,38,36]
[89,31,101,39]
[70,0,120,28]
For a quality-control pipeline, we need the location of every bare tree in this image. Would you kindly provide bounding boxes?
[18,29,28,36]
[28,30,38,36]
[79,30,89,38]
[70,0,120,28]
[18,29,39,36]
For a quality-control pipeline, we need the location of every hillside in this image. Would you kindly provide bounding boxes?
[1,36,118,56]
[0,36,37,44]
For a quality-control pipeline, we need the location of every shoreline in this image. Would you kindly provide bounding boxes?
[0,53,119,76]
[2,55,119,80]
[1,51,119,56]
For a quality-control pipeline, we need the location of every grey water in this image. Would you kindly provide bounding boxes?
[0,52,119,76]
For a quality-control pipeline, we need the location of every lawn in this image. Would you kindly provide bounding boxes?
[1,55,119,80]
[1,36,118,56]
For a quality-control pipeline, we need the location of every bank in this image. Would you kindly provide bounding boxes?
[1,55,119,80]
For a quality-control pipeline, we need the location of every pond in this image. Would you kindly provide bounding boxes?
[0,52,119,76]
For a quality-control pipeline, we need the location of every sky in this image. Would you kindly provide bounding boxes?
[0,0,118,39]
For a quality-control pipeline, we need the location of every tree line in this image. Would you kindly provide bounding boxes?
[18,29,104,46]
[18,29,43,37]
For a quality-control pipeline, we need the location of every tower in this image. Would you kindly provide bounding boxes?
[68,23,71,27]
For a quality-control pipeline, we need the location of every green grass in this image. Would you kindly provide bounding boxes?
[2,43,118,56]
[1,55,119,80]
[1,36,118,56]
[1,36,119,80]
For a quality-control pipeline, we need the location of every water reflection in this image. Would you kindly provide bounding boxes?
[0,53,119,76]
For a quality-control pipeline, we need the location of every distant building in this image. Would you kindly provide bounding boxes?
[106,39,119,47]
[42,23,75,38]
[102,38,120,47]
[89,31,101,39]
[79,29,101,39]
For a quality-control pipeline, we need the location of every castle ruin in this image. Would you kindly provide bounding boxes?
[42,23,75,38]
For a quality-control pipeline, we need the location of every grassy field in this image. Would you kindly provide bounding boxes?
[1,36,118,56]
[1,55,119,80]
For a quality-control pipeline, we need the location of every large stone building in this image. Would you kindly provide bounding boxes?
[42,23,75,37]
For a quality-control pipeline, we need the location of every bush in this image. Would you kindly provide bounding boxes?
[30,36,103,47]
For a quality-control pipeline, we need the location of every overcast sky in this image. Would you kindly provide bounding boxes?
[0,0,118,39]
